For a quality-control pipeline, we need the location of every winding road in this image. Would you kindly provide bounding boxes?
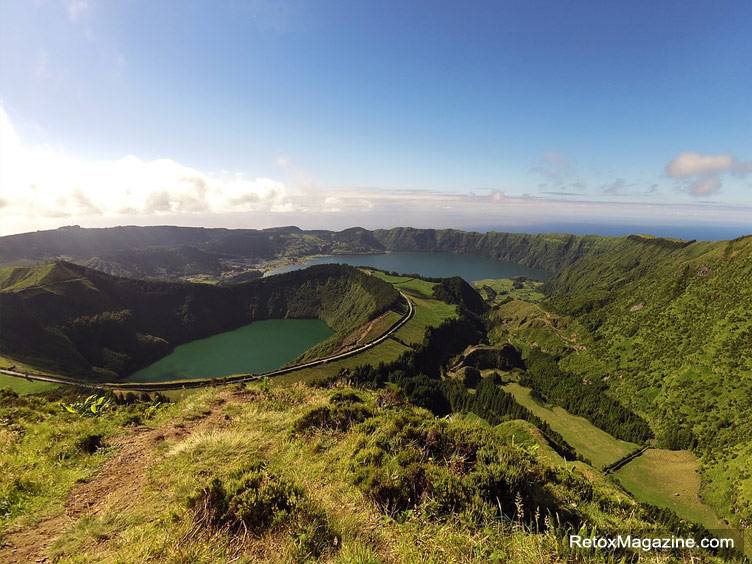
[0,292,414,393]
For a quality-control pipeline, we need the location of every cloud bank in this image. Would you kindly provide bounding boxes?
[0,107,298,220]
[1,108,750,237]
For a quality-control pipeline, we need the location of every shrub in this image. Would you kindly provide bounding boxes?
[76,434,104,454]
[61,394,112,417]
[375,385,407,408]
[330,391,364,404]
[348,409,579,528]
[291,503,337,560]
[462,366,482,388]
[0,388,26,408]
[188,461,338,559]
[120,413,143,426]
[189,461,304,534]
[292,394,373,435]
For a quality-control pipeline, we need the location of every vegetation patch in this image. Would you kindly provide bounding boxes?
[349,408,563,525]
[0,372,58,395]
[187,461,338,560]
[474,277,546,305]
[521,349,652,444]
[0,386,175,526]
[75,433,105,455]
[615,449,730,534]
[292,392,373,435]
[503,382,639,469]
[543,234,752,531]
[370,271,437,299]
[392,295,457,345]
[0,383,743,563]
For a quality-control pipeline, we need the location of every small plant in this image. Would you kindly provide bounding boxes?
[143,394,167,419]
[259,376,271,393]
[375,385,407,408]
[76,434,104,454]
[61,394,112,417]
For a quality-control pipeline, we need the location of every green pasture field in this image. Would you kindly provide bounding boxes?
[393,296,457,345]
[0,263,95,294]
[502,382,638,468]
[0,374,59,395]
[473,278,545,304]
[0,356,61,395]
[614,449,749,555]
[370,271,437,299]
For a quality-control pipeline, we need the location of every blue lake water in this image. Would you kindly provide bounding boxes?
[265,252,554,282]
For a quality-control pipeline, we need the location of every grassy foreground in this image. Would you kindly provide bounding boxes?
[1,382,744,564]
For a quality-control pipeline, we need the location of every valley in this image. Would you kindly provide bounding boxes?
[0,225,750,562]
[4,3,750,561]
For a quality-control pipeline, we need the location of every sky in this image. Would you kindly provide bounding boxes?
[1,0,751,238]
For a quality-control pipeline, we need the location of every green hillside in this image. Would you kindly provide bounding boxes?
[0,262,400,380]
[538,234,752,531]
[0,225,614,278]
[2,225,752,559]
[371,227,613,271]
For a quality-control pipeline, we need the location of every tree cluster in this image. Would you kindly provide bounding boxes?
[520,349,653,444]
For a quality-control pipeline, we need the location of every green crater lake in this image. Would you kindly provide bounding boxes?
[127,319,334,383]
[265,252,554,282]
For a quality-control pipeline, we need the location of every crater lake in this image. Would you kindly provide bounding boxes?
[126,319,334,383]
[264,252,554,282]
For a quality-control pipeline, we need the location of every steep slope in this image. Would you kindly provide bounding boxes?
[541,234,752,529]
[84,245,225,279]
[0,262,400,380]
[0,225,230,264]
[372,227,613,271]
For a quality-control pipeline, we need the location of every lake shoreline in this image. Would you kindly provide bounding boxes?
[264,251,554,282]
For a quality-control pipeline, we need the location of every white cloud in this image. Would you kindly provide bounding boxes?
[689,177,722,197]
[2,107,750,237]
[665,151,752,198]
[0,107,299,220]
[66,0,89,22]
[666,151,734,178]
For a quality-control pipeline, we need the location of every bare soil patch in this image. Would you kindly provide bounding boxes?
[0,404,224,564]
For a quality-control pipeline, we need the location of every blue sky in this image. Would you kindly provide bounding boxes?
[1,0,751,236]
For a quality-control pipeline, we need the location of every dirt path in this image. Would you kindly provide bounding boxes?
[0,405,225,564]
